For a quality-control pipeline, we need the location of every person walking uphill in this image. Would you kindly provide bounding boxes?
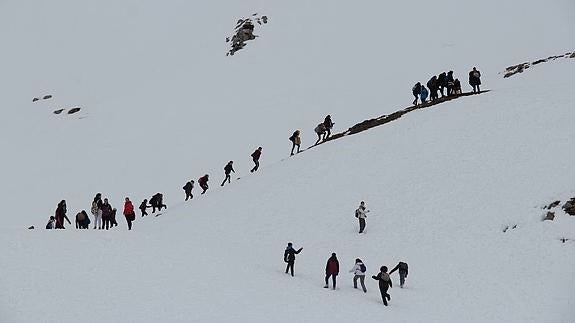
[427,75,439,101]
[372,266,393,306]
[55,200,71,229]
[289,130,301,156]
[123,197,136,230]
[199,174,209,194]
[469,67,482,93]
[349,258,367,293]
[221,161,235,186]
[420,84,429,104]
[356,201,369,234]
[389,261,409,288]
[250,147,262,173]
[139,199,149,217]
[324,253,339,290]
[183,180,194,201]
[284,242,303,277]
[314,123,326,145]
[149,193,167,213]
[323,115,334,139]
[412,82,422,105]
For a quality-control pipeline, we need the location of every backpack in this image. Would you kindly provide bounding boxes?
[355,209,360,218]
[91,201,98,214]
[359,263,366,273]
[289,134,295,142]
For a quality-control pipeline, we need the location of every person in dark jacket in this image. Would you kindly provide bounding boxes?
[55,200,71,229]
[289,130,301,156]
[389,261,409,288]
[469,67,482,93]
[149,193,167,213]
[412,82,422,105]
[183,180,194,201]
[324,253,340,290]
[372,266,393,305]
[75,210,90,229]
[453,78,462,94]
[446,71,455,96]
[283,242,303,277]
[323,115,334,139]
[314,123,327,145]
[250,147,262,173]
[46,216,56,229]
[199,174,209,194]
[438,72,448,97]
[139,199,149,217]
[221,161,235,186]
[123,197,136,230]
[427,75,439,101]
[100,198,114,230]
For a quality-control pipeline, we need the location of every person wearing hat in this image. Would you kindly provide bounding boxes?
[250,147,262,173]
[221,161,235,187]
[283,242,303,277]
[183,180,194,201]
[324,253,339,290]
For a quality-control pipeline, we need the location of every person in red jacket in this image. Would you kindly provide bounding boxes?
[250,147,262,173]
[324,253,339,290]
[123,197,136,230]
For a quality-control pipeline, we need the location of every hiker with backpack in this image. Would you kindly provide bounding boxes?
[349,258,367,292]
[54,200,71,229]
[438,72,448,97]
[289,130,301,156]
[75,210,90,229]
[284,242,303,277]
[469,67,482,93]
[250,147,262,173]
[314,123,327,145]
[149,193,167,213]
[355,201,369,234]
[91,193,103,229]
[420,84,429,104]
[221,161,235,186]
[323,115,334,139]
[412,82,422,105]
[427,75,439,101]
[123,197,136,230]
[45,216,56,229]
[183,180,194,201]
[324,253,339,290]
[199,174,209,194]
[139,199,150,217]
[389,261,409,288]
[372,266,393,306]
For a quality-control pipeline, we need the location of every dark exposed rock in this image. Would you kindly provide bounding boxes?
[571,52,575,58]
[543,212,555,221]
[545,200,561,209]
[562,198,575,216]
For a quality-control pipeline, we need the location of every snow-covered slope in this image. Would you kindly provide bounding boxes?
[0,1,574,322]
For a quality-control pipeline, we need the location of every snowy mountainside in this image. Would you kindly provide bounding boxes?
[1,1,575,322]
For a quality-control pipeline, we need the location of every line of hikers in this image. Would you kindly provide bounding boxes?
[284,243,408,306]
[412,67,482,106]
[288,114,334,157]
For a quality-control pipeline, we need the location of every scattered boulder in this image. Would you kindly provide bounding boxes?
[544,200,561,209]
[226,13,268,56]
[543,212,555,221]
[562,198,575,216]
[571,52,575,58]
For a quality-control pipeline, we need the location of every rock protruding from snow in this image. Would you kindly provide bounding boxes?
[543,212,555,221]
[226,13,268,56]
[503,51,574,78]
[562,198,575,216]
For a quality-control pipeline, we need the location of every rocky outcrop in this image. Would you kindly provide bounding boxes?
[503,51,574,78]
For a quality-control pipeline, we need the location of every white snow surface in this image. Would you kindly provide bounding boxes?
[1,1,575,322]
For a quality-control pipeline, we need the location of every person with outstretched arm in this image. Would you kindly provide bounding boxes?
[284,242,303,277]
[389,261,409,288]
[372,266,393,306]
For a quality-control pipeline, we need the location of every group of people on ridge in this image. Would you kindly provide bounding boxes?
[290,114,335,156]
[284,242,408,306]
[412,67,482,106]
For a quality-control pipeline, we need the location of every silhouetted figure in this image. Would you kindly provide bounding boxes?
[250,147,262,173]
[389,261,409,288]
[139,199,149,217]
[55,200,71,229]
[323,115,334,139]
[412,82,422,105]
[438,72,448,97]
[446,71,455,96]
[289,130,301,156]
[199,174,209,194]
[427,75,439,101]
[324,253,339,290]
[149,193,167,213]
[469,67,482,93]
[101,198,114,230]
[372,266,393,306]
[75,210,90,229]
[420,85,429,103]
[183,180,194,201]
[314,123,326,145]
[453,78,462,94]
[46,216,56,229]
[284,242,303,277]
[221,161,235,186]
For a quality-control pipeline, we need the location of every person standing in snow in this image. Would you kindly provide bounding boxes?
[139,199,150,217]
[412,82,422,105]
[250,147,262,173]
[324,253,339,290]
[355,201,369,234]
[54,200,71,229]
[199,174,209,194]
[438,72,448,97]
[420,85,429,104]
[469,67,482,93]
[123,197,136,230]
[446,71,455,96]
[92,193,103,229]
[284,242,303,277]
[323,115,334,139]
[314,123,327,145]
[75,210,90,229]
[221,161,235,186]
[389,261,409,288]
[183,180,194,201]
[100,198,114,230]
[349,258,367,292]
[427,75,439,101]
[289,130,301,156]
[372,266,393,306]
[45,216,56,229]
